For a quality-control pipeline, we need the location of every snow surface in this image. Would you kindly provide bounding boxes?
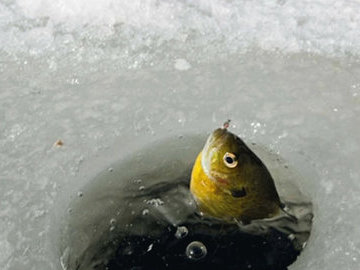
[0,0,360,269]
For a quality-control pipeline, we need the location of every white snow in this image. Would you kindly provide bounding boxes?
[174,58,191,71]
[1,0,360,269]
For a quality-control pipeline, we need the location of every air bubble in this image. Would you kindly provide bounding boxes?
[147,243,153,252]
[288,234,295,240]
[146,198,164,206]
[77,191,83,197]
[185,241,207,261]
[175,226,188,239]
[302,241,307,249]
[110,218,116,225]
[133,179,142,184]
[123,246,133,255]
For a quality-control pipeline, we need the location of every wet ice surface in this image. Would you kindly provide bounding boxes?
[1,0,360,269]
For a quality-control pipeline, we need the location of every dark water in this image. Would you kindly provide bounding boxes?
[57,135,313,270]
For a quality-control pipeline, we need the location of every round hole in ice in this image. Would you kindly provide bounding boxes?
[55,134,313,270]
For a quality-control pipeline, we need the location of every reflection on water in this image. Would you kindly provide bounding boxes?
[57,134,313,270]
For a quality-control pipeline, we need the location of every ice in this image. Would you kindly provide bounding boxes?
[174,58,191,71]
[1,0,360,269]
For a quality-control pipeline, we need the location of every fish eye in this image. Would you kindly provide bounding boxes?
[223,152,238,168]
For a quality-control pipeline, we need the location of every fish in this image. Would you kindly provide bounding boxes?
[190,122,282,222]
